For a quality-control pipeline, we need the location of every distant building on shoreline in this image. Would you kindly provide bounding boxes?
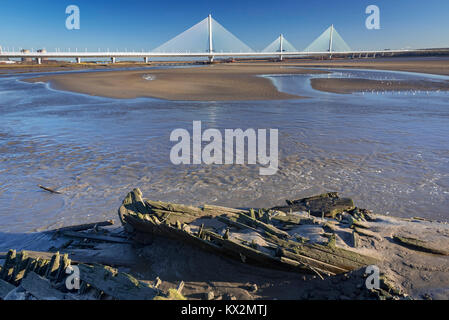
[20,49,33,62]
[0,46,16,64]
[37,49,47,61]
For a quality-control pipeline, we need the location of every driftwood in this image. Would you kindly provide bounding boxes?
[38,185,62,194]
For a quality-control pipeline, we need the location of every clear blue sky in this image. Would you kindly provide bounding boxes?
[1,0,448,52]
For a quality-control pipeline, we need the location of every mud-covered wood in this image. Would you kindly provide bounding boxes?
[0,279,15,300]
[237,212,290,239]
[45,220,115,234]
[146,199,204,217]
[393,236,448,255]
[45,251,60,280]
[262,231,376,270]
[11,251,31,285]
[21,272,66,300]
[77,264,158,300]
[0,250,16,282]
[62,231,133,244]
[354,227,382,240]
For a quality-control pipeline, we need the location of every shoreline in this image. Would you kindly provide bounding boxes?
[21,58,449,101]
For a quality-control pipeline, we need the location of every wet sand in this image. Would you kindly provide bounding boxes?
[281,57,449,76]
[311,78,449,94]
[25,65,327,101]
[23,59,449,101]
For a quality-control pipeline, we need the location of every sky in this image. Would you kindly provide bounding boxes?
[0,0,448,52]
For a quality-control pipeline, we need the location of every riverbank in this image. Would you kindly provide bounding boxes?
[22,58,449,101]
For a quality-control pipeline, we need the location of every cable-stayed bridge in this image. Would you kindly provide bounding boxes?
[0,15,427,64]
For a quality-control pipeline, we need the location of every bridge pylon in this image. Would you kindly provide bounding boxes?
[208,14,214,63]
[279,34,284,61]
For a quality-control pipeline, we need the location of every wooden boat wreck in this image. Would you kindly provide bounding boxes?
[118,189,378,278]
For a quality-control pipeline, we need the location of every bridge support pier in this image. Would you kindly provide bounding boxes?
[111,57,116,64]
[36,57,42,65]
[208,56,214,63]
[144,57,149,64]
[76,57,81,64]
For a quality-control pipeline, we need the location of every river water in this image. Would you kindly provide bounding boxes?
[1,67,448,239]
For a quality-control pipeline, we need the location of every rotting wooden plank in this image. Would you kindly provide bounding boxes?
[219,238,314,274]
[202,230,314,274]
[203,204,247,215]
[1,250,134,269]
[393,236,448,255]
[147,209,197,224]
[352,231,360,248]
[278,248,346,275]
[11,251,31,285]
[62,231,133,244]
[0,250,16,282]
[146,199,204,216]
[77,264,158,300]
[0,279,16,300]
[262,232,376,270]
[271,215,302,225]
[45,220,115,234]
[354,227,382,240]
[21,272,66,300]
[217,216,259,233]
[272,192,355,218]
[45,251,60,281]
[237,212,290,239]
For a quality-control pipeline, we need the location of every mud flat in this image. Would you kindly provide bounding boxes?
[1,190,448,300]
[311,78,449,94]
[282,57,449,76]
[24,65,329,101]
[23,59,449,101]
